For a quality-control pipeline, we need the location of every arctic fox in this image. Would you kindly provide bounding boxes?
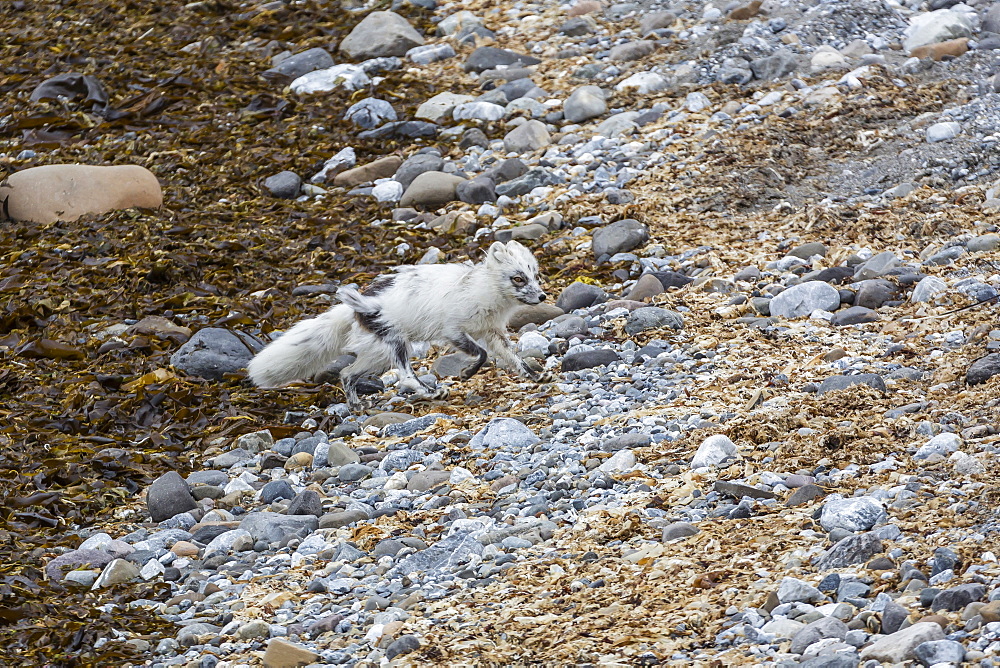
[247,240,549,408]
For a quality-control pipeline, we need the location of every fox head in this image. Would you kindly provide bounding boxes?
[486,240,547,305]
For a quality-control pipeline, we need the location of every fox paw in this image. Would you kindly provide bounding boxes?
[406,387,450,403]
[533,370,556,384]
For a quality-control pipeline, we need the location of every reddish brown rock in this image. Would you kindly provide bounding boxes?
[0,164,162,223]
[909,38,968,61]
[333,155,403,188]
[729,0,762,20]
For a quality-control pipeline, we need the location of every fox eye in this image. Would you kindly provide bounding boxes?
[511,276,526,286]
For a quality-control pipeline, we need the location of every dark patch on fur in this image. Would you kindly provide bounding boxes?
[362,274,395,297]
[355,310,391,338]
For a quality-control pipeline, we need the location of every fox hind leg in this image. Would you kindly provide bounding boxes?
[449,334,489,381]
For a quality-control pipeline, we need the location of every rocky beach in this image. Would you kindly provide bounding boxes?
[2,0,1000,666]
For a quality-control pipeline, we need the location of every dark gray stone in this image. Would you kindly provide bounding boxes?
[187,470,229,487]
[714,481,777,500]
[459,128,489,149]
[260,479,295,504]
[561,349,621,372]
[358,120,438,140]
[319,509,369,529]
[338,463,374,482]
[853,279,898,309]
[718,57,752,84]
[46,549,116,581]
[494,167,564,197]
[556,281,607,311]
[651,270,694,289]
[394,154,445,190]
[798,654,860,668]
[170,328,253,381]
[263,171,301,199]
[592,219,649,258]
[661,522,700,540]
[967,353,1000,385]
[464,47,541,73]
[816,532,883,570]
[881,600,909,635]
[931,583,985,611]
[385,634,421,660]
[786,483,825,506]
[558,17,596,36]
[456,176,496,204]
[750,49,798,80]
[263,48,334,81]
[817,373,886,395]
[831,306,879,326]
[287,490,323,517]
[601,433,650,452]
[147,471,197,523]
[482,157,527,183]
[790,616,848,654]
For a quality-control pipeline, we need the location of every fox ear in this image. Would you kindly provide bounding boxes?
[487,241,509,263]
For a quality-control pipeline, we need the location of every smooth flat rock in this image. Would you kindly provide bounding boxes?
[817,373,886,395]
[263,638,320,668]
[398,171,465,208]
[509,304,563,330]
[562,348,621,372]
[415,92,475,123]
[333,156,403,188]
[464,47,541,73]
[1,164,162,223]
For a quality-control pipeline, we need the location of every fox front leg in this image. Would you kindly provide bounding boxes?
[483,330,552,383]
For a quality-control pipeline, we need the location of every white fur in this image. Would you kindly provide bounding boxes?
[247,241,547,407]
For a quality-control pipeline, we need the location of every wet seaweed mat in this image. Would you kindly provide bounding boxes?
[0,0,445,664]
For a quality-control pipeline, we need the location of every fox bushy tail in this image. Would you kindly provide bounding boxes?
[247,304,355,387]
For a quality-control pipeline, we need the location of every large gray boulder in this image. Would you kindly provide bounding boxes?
[340,11,424,60]
[592,219,649,258]
[170,328,254,380]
